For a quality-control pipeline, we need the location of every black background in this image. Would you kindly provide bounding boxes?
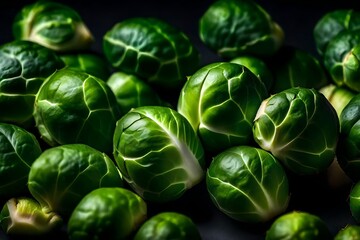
[2,0,360,60]
[1,0,360,239]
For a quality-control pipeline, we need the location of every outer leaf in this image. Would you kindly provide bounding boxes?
[342,44,360,92]
[0,197,62,236]
[113,106,205,203]
[0,123,42,198]
[230,54,273,91]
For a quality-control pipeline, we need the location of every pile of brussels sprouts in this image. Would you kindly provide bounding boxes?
[1,0,360,239]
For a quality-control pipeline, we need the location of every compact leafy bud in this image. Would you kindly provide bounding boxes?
[206,145,290,223]
[0,40,64,127]
[107,71,166,114]
[314,9,360,56]
[28,144,124,217]
[337,93,360,181]
[103,17,200,90]
[33,68,121,153]
[178,62,268,154]
[324,30,360,92]
[12,1,94,52]
[199,0,284,59]
[113,106,205,203]
[253,87,339,175]
[266,211,332,240]
[134,212,201,240]
[267,46,328,93]
[68,188,147,240]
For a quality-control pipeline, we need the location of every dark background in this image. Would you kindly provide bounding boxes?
[1,0,360,239]
[2,0,360,61]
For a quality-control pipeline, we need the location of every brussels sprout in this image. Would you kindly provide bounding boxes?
[68,187,147,240]
[265,211,332,240]
[113,106,205,203]
[319,83,356,118]
[314,9,360,56]
[230,55,273,91]
[0,123,42,198]
[177,62,268,153]
[335,225,360,240]
[107,71,166,114]
[337,93,360,181]
[253,87,339,175]
[206,145,289,223]
[60,53,112,80]
[0,197,62,236]
[323,30,360,92]
[199,0,284,59]
[12,1,94,52]
[0,40,65,127]
[342,43,360,91]
[268,46,328,93]
[33,68,121,153]
[103,17,200,90]
[28,144,124,217]
[134,212,201,240]
[350,181,360,223]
